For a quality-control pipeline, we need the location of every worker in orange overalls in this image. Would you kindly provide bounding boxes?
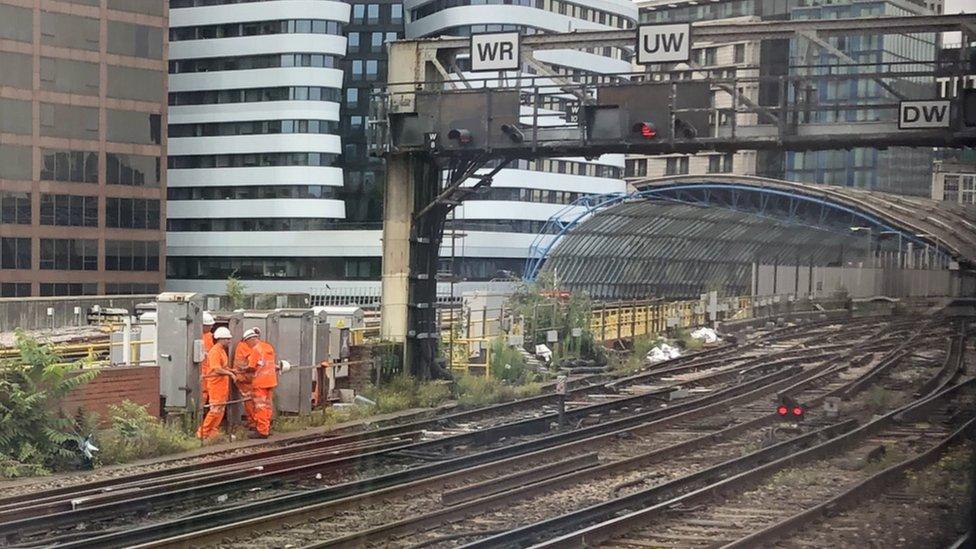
[235,329,260,429]
[202,312,215,351]
[200,312,216,406]
[196,327,237,440]
[249,328,280,438]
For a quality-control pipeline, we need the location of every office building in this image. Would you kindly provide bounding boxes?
[785,0,938,196]
[166,0,636,294]
[165,0,356,293]
[932,160,976,205]
[0,0,168,297]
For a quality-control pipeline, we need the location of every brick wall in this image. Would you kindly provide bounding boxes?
[347,345,373,394]
[61,366,160,421]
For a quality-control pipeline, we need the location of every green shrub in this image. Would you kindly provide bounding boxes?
[454,374,541,408]
[416,381,452,408]
[490,338,534,383]
[675,328,704,351]
[225,273,247,309]
[362,376,454,414]
[0,331,100,477]
[96,401,196,466]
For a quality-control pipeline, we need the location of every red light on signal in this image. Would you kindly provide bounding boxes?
[777,405,788,416]
[632,122,657,139]
[792,407,804,417]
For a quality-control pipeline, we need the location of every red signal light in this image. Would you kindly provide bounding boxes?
[777,405,788,416]
[792,406,804,417]
[632,122,657,139]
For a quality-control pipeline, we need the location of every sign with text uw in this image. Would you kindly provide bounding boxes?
[470,31,520,72]
[637,23,691,64]
[898,100,951,129]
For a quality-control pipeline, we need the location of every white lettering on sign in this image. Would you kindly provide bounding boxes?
[470,32,520,72]
[637,24,691,64]
[899,100,951,129]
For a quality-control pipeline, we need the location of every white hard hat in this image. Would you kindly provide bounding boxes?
[214,327,232,340]
[242,329,258,340]
[202,312,215,325]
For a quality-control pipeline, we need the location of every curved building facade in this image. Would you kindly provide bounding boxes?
[165,0,359,293]
[405,0,637,280]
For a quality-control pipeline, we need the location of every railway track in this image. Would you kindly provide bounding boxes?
[0,314,932,548]
[275,320,954,549]
[85,316,936,549]
[532,379,975,549]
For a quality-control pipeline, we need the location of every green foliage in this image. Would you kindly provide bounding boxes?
[96,401,196,466]
[275,405,371,433]
[454,374,541,408]
[506,275,599,364]
[489,338,535,383]
[225,273,247,309]
[610,335,667,375]
[0,330,99,477]
[674,328,704,351]
[362,376,454,414]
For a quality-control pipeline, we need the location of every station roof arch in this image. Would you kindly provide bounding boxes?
[528,175,976,300]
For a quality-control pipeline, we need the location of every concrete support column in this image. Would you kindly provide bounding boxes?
[381,155,414,354]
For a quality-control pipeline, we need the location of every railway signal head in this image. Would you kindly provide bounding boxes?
[447,128,473,145]
[777,395,804,421]
[633,122,657,139]
[500,123,525,143]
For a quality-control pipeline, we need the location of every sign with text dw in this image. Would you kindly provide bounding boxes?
[470,32,520,72]
[898,100,952,129]
[637,24,691,64]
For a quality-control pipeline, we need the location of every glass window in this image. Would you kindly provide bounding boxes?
[1,237,31,269]
[40,238,97,271]
[0,191,31,225]
[367,4,379,23]
[40,193,98,227]
[346,88,359,107]
[40,149,98,183]
[391,4,403,22]
[734,43,746,63]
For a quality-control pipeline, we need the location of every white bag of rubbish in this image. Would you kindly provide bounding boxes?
[646,342,682,363]
[690,327,721,344]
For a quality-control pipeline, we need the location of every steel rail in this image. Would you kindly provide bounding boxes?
[129,349,842,549]
[510,378,975,549]
[0,324,819,527]
[142,323,916,549]
[36,365,814,548]
[720,414,976,548]
[301,329,920,549]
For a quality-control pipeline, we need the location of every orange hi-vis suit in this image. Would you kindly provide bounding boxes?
[250,341,278,436]
[197,343,231,439]
[233,343,256,428]
[200,330,215,405]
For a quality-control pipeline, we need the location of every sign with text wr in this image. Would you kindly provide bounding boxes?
[898,100,951,129]
[470,32,520,72]
[637,24,691,64]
